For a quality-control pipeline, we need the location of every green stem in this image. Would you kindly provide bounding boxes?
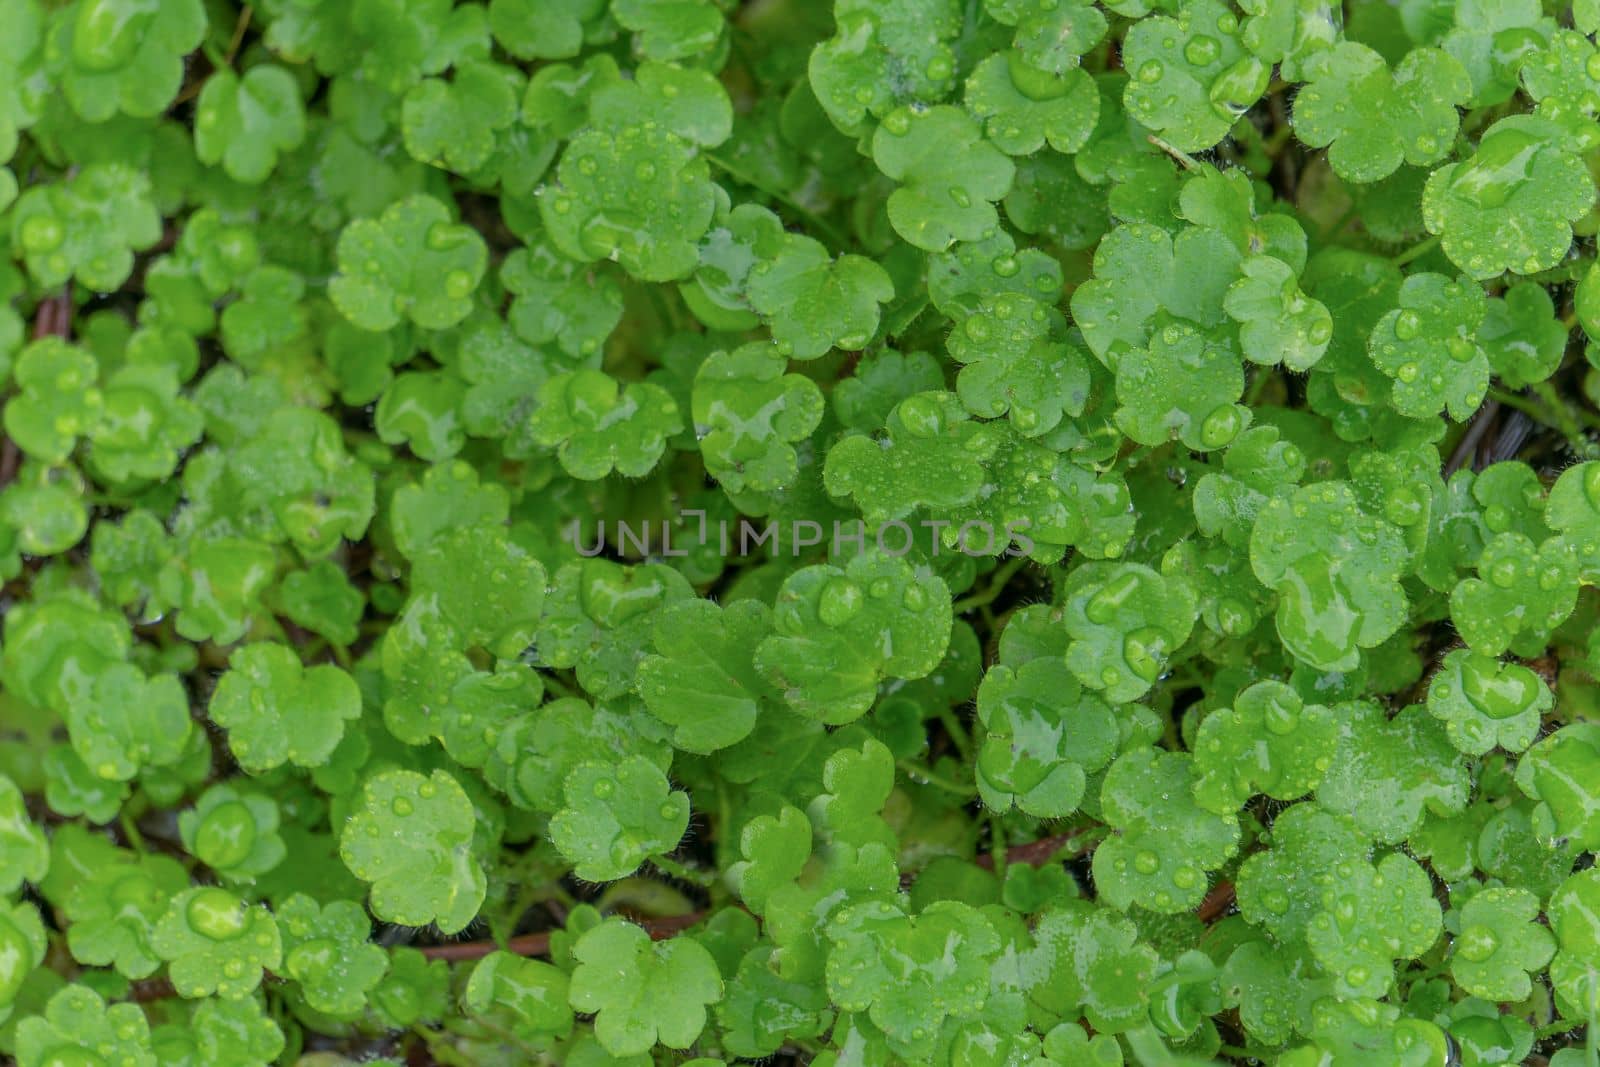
[650,855,718,889]
[119,808,146,855]
[1244,367,1274,406]
[705,154,850,250]
[937,706,974,762]
[1532,380,1588,443]
[1391,233,1441,267]
[1146,133,1200,170]
[896,759,978,799]
[952,555,1028,614]
[989,814,1007,882]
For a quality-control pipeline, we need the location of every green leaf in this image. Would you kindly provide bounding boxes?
[330,194,488,332]
[1480,281,1567,388]
[402,61,520,173]
[48,0,206,121]
[692,344,825,492]
[0,899,45,1022]
[568,918,724,1056]
[535,559,695,699]
[1237,802,1372,944]
[195,66,307,183]
[1293,43,1472,183]
[825,900,1000,1062]
[1450,886,1555,1001]
[209,644,362,772]
[487,0,605,59]
[411,524,546,658]
[746,236,894,361]
[158,535,278,645]
[1422,116,1592,280]
[3,339,101,464]
[1223,256,1333,371]
[1027,900,1159,1034]
[66,661,191,782]
[1366,272,1489,420]
[1122,0,1261,151]
[871,105,1016,252]
[1061,562,1197,703]
[185,995,286,1067]
[729,805,813,915]
[502,239,623,361]
[540,123,717,282]
[1305,852,1441,997]
[1092,747,1241,913]
[975,656,1118,817]
[15,986,154,1067]
[612,0,724,61]
[1550,868,1600,1012]
[755,552,952,723]
[1425,648,1549,755]
[0,774,47,894]
[178,784,286,883]
[10,162,161,290]
[63,853,187,979]
[1450,531,1580,656]
[965,52,1099,156]
[1515,723,1600,850]
[807,0,964,135]
[637,598,776,754]
[1546,461,1600,582]
[1192,680,1338,813]
[278,893,389,1017]
[339,769,486,933]
[1317,702,1470,845]
[548,755,690,882]
[151,887,282,999]
[1250,481,1410,672]
[1114,320,1248,451]
[463,951,573,1040]
[528,369,683,480]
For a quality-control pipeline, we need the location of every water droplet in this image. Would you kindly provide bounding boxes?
[1199,404,1244,449]
[391,796,414,817]
[1262,690,1299,735]
[818,578,865,627]
[1134,849,1161,874]
[186,888,248,942]
[1137,60,1164,84]
[1394,310,1422,341]
[1457,923,1499,962]
[1123,627,1166,683]
[445,269,475,299]
[1183,35,1220,67]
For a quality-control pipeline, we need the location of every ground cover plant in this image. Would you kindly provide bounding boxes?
[6,0,1600,1065]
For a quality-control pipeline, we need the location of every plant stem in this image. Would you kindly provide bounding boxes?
[1146,133,1200,170]
[952,555,1028,614]
[1531,380,1591,447]
[936,706,974,762]
[650,855,718,889]
[705,154,850,249]
[896,759,978,798]
[989,814,1007,882]
[1391,233,1441,267]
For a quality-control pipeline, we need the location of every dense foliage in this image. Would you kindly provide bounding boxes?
[5,0,1600,1064]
